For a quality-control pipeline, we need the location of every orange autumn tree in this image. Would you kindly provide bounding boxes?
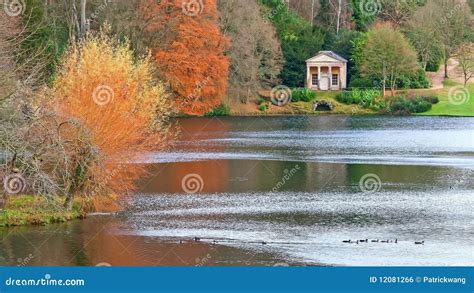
[51,30,173,210]
[143,0,230,115]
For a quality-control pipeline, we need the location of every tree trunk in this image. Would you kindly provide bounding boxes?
[382,78,386,98]
[72,0,80,41]
[391,77,397,97]
[64,193,75,211]
[444,59,449,78]
[336,0,342,35]
[444,50,449,78]
[80,0,87,39]
[43,0,48,19]
[382,65,386,98]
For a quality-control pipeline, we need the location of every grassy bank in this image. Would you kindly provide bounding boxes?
[0,195,85,227]
[227,81,473,117]
[229,91,377,116]
[417,81,473,117]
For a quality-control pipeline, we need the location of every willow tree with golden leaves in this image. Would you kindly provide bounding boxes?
[143,0,230,116]
[52,30,173,210]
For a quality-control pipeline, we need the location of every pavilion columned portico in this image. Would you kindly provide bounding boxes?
[305,51,348,91]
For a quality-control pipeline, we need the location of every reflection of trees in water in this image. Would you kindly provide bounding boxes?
[0,216,279,266]
[141,118,231,194]
[226,160,349,193]
[346,164,473,191]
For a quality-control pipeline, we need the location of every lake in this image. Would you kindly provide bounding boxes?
[1,116,473,266]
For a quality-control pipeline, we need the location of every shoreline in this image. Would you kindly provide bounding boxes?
[173,113,474,118]
[0,195,86,227]
[0,215,314,266]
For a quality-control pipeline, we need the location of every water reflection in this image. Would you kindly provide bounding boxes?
[140,160,472,194]
[1,116,473,266]
[0,217,284,266]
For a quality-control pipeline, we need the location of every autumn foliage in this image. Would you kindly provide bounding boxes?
[51,31,172,208]
[143,0,230,116]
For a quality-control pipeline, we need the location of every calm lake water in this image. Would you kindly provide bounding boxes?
[1,116,473,266]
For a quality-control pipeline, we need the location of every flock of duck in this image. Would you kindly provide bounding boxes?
[342,239,425,245]
[180,237,426,246]
[181,237,268,245]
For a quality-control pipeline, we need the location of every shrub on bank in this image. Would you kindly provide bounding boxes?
[292,88,317,102]
[419,96,439,104]
[256,97,266,105]
[390,96,435,115]
[336,91,353,104]
[336,89,384,111]
[204,104,231,117]
[259,103,269,111]
[396,69,431,89]
[50,30,173,210]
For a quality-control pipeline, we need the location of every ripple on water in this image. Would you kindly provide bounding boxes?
[119,189,474,266]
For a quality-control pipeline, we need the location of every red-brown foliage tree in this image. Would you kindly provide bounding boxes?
[143,0,230,116]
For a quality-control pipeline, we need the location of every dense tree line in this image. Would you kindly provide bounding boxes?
[2,0,473,112]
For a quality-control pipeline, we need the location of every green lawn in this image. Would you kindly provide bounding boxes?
[417,81,473,117]
[251,83,472,116]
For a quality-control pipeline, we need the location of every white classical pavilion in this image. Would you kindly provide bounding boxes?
[306,51,348,91]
